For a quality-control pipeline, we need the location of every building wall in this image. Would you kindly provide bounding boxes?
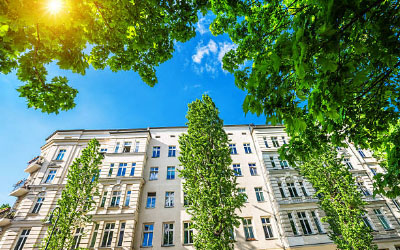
[0,125,400,250]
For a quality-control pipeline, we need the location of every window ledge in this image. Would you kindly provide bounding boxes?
[245,238,257,241]
[161,245,175,247]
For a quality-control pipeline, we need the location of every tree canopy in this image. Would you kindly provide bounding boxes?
[179,95,245,249]
[0,0,204,113]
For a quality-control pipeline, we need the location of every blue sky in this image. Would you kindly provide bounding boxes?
[0,15,266,205]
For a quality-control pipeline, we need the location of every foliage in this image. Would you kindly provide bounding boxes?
[211,0,400,149]
[281,123,376,250]
[178,95,246,250]
[40,139,103,250]
[373,120,400,198]
[0,204,10,209]
[0,0,204,113]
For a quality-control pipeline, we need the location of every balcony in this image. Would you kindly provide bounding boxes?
[0,207,14,227]
[24,156,44,174]
[9,179,29,197]
[278,196,319,205]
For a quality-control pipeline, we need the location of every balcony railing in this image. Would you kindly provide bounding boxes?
[278,196,319,205]
[25,156,43,174]
[10,179,29,197]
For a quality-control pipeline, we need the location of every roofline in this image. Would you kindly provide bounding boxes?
[46,124,285,140]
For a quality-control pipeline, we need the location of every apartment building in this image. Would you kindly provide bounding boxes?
[0,125,399,250]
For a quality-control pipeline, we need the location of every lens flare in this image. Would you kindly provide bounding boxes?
[47,0,63,15]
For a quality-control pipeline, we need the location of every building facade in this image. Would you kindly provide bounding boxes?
[0,125,400,250]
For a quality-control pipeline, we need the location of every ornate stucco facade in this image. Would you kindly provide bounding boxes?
[1,125,400,250]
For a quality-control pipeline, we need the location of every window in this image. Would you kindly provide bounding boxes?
[261,217,274,239]
[100,191,108,207]
[163,223,174,246]
[255,187,265,202]
[249,163,258,176]
[243,218,255,240]
[287,183,299,197]
[90,223,100,247]
[114,142,120,153]
[374,209,391,230]
[32,192,45,213]
[297,212,313,235]
[101,223,115,247]
[117,163,127,177]
[123,142,131,152]
[108,163,114,177]
[370,168,377,176]
[44,170,56,183]
[358,148,366,158]
[168,146,176,157]
[125,191,131,206]
[134,141,140,152]
[278,183,286,198]
[71,227,83,249]
[167,167,175,180]
[393,199,400,210]
[229,144,237,154]
[233,164,242,176]
[344,158,353,169]
[165,192,174,207]
[183,222,194,244]
[270,156,276,168]
[110,191,121,207]
[263,137,270,148]
[243,143,252,154]
[14,229,30,250]
[279,157,289,169]
[100,148,107,153]
[130,163,136,176]
[56,149,66,160]
[142,224,154,247]
[357,181,371,196]
[238,188,248,202]
[146,192,156,208]
[362,213,374,230]
[271,137,280,147]
[299,182,308,197]
[288,213,298,235]
[149,167,158,180]
[117,222,126,247]
[311,211,324,233]
[282,136,287,144]
[152,146,160,158]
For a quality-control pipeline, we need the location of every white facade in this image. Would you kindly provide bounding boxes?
[0,125,400,250]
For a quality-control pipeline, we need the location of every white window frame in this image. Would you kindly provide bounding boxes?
[165,192,175,208]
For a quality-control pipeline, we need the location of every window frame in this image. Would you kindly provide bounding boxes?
[13,229,30,250]
[168,146,176,157]
[31,192,45,214]
[142,223,154,247]
[101,223,115,248]
[162,222,174,246]
[165,191,175,208]
[261,217,274,239]
[55,149,66,160]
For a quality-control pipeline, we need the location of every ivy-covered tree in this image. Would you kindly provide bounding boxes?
[40,139,103,249]
[281,122,376,250]
[178,95,246,250]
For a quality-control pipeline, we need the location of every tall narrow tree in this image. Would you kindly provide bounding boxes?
[40,139,103,249]
[179,95,246,250]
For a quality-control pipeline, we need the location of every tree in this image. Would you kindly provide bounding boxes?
[40,138,103,249]
[0,204,10,210]
[0,0,203,113]
[209,0,400,194]
[178,94,246,250]
[281,121,376,250]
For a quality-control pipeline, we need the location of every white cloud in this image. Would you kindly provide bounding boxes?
[191,39,237,76]
[196,16,211,35]
[192,40,218,64]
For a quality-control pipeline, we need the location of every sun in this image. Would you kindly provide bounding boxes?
[47,0,63,15]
